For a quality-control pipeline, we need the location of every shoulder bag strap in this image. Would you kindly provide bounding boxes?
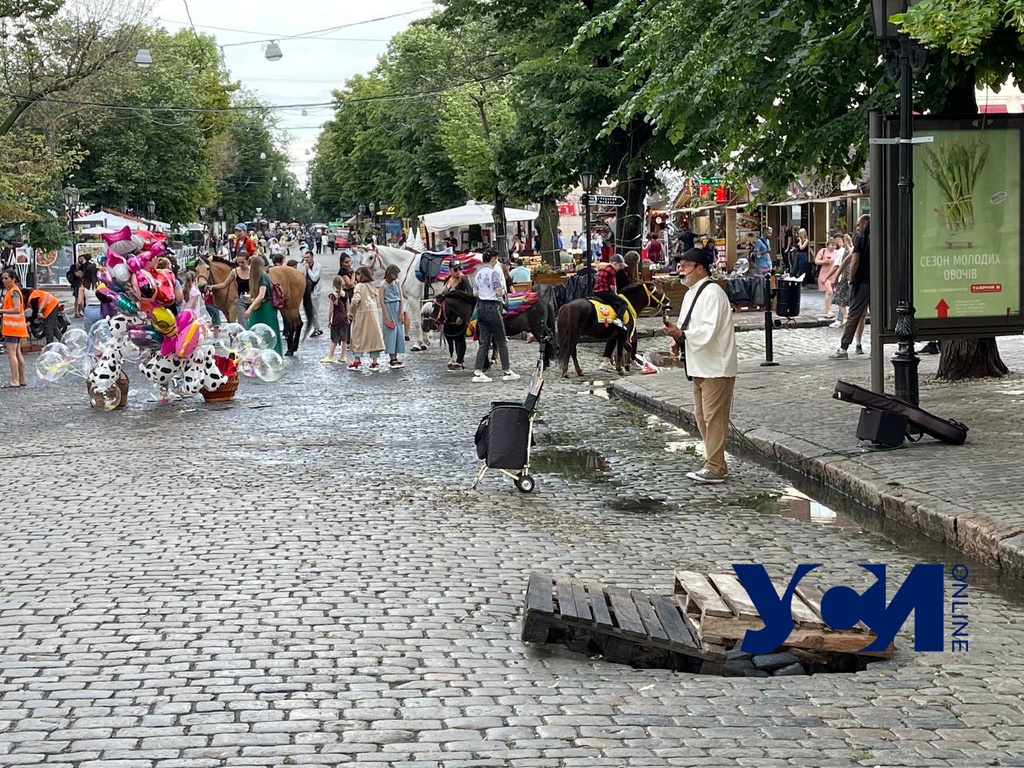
[680,280,714,330]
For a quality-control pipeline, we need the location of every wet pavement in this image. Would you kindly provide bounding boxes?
[1,306,1024,766]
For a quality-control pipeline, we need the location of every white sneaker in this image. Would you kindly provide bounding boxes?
[472,371,492,383]
[598,361,616,372]
[502,371,520,381]
[828,320,842,328]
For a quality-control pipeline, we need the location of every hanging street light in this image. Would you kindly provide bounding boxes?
[264,41,283,62]
[134,48,153,67]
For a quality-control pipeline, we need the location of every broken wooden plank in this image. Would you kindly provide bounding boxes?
[555,577,578,621]
[651,595,697,648]
[525,571,553,615]
[674,570,732,617]
[570,580,593,623]
[605,587,647,638]
[631,591,669,643]
[587,582,614,629]
[708,572,760,620]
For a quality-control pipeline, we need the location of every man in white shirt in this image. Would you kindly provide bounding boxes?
[661,248,738,483]
[299,248,323,338]
[471,248,519,383]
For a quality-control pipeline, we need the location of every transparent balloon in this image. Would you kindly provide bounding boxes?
[221,322,245,342]
[42,341,71,357]
[89,382,122,410]
[74,353,94,378]
[252,349,285,382]
[235,330,259,352]
[248,323,278,351]
[36,350,71,383]
[88,319,113,350]
[149,384,178,405]
[239,357,257,378]
[62,327,90,358]
[120,339,144,365]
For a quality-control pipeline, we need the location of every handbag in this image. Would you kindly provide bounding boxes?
[676,280,714,381]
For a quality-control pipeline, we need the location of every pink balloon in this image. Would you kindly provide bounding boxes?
[149,241,167,259]
[134,269,158,298]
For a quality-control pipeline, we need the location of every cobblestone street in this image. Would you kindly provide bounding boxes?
[3,322,1024,767]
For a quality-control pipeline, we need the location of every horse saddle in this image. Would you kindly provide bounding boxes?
[417,251,447,282]
[589,299,630,327]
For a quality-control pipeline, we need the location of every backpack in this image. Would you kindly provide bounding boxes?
[268,278,285,310]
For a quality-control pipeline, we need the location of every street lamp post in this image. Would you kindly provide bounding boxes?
[367,202,376,244]
[147,199,156,220]
[199,206,208,252]
[871,0,925,406]
[378,200,386,243]
[62,185,80,281]
[580,170,595,294]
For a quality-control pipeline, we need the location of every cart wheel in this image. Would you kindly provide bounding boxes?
[516,474,536,493]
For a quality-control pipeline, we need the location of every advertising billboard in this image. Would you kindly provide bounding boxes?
[910,117,1024,335]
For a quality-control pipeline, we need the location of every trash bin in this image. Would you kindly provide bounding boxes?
[775,277,802,318]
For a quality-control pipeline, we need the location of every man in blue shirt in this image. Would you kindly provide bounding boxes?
[751,228,773,273]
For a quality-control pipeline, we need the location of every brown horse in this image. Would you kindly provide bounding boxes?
[556,282,670,377]
[195,255,306,355]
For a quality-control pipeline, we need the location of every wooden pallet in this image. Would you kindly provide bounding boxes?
[522,572,727,673]
[674,570,892,657]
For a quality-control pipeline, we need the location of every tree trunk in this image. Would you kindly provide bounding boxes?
[535,196,559,268]
[935,338,1007,379]
[615,176,645,255]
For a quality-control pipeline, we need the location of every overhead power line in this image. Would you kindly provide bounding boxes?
[9,72,513,115]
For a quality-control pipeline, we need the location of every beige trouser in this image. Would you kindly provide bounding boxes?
[692,376,736,477]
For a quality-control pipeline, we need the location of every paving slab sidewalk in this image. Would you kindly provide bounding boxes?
[611,341,1024,578]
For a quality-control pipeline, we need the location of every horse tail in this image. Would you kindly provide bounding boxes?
[556,303,579,370]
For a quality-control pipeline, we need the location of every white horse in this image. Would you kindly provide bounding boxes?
[365,244,448,351]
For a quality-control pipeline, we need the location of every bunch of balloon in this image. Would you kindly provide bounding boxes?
[35,225,286,409]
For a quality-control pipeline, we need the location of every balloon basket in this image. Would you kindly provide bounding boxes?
[86,374,129,410]
[201,373,239,403]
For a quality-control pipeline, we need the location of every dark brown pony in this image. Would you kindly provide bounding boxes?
[557,282,670,377]
[430,285,558,369]
[194,255,306,355]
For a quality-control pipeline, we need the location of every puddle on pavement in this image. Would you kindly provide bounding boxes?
[529,447,612,482]
[607,495,668,513]
[733,489,865,532]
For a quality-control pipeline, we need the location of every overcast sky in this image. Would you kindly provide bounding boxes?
[150,1,437,186]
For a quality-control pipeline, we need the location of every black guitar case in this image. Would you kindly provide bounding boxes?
[832,380,969,445]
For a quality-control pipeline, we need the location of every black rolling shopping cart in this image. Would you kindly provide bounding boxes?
[472,354,545,493]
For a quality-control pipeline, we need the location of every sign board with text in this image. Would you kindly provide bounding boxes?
[913,121,1022,327]
[592,195,625,207]
[877,115,1024,341]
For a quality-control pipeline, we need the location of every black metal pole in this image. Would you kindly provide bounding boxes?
[891,35,920,406]
[761,272,779,367]
[584,193,593,294]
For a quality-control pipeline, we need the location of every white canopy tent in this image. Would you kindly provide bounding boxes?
[78,225,117,236]
[421,202,538,232]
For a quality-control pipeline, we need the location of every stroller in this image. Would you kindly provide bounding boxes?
[472,352,545,493]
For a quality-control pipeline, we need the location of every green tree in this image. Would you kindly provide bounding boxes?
[73,28,232,226]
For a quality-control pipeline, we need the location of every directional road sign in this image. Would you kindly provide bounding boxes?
[592,194,625,207]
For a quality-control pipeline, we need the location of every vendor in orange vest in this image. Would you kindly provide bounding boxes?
[27,288,60,344]
[0,268,28,388]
